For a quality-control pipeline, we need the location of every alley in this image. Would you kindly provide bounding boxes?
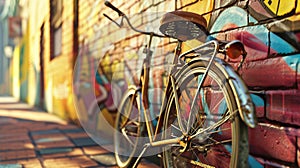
[0,96,159,168]
[1,0,300,167]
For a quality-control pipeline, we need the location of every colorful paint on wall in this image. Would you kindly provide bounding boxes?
[72,0,300,166]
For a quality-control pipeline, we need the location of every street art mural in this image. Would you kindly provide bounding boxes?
[74,0,300,167]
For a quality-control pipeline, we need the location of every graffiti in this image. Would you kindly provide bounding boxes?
[209,6,300,90]
[7,0,300,166]
[207,1,300,166]
[72,0,300,166]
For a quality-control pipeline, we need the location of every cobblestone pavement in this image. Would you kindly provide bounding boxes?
[0,96,160,168]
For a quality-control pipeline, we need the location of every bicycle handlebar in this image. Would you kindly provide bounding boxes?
[104,1,124,16]
[103,1,165,38]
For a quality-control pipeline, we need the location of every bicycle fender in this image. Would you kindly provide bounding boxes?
[189,57,257,128]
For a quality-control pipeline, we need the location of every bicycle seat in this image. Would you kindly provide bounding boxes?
[159,11,208,41]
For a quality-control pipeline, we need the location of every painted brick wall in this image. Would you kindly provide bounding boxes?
[75,0,300,167]
[47,0,78,121]
[48,0,77,120]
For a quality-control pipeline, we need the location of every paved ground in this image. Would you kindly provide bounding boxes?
[0,96,160,168]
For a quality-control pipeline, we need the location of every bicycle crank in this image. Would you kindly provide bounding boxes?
[176,155,216,168]
[179,136,190,152]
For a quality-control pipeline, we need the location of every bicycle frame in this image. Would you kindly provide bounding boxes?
[104,10,256,147]
[140,39,180,146]
[124,37,257,148]
[104,2,257,166]
[103,1,185,146]
[137,38,223,146]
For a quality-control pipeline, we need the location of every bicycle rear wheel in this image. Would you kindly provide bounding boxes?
[114,87,143,168]
[162,59,249,168]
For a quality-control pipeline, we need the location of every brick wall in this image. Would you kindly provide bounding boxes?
[48,0,78,121]
[75,0,300,167]
[15,0,300,166]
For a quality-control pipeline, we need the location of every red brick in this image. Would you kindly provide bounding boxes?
[255,156,292,167]
[0,126,28,133]
[44,123,63,129]
[36,140,74,149]
[0,141,34,150]
[43,156,98,168]
[241,57,296,88]
[56,124,79,130]
[20,160,42,168]
[25,123,58,131]
[249,123,296,163]
[0,149,36,160]
[266,90,300,126]
[42,148,83,158]
[0,134,30,143]
[255,106,265,118]
[65,132,90,139]
[82,146,109,155]
[32,133,66,140]
[0,118,18,124]
[297,137,300,167]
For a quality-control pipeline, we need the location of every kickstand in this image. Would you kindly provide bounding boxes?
[132,143,150,168]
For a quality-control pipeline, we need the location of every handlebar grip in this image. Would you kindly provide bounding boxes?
[105,1,124,16]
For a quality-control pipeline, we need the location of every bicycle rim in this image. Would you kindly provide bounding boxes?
[162,61,248,168]
[114,88,142,168]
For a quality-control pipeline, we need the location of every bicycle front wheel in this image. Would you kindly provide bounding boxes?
[162,59,249,168]
[114,87,143,168]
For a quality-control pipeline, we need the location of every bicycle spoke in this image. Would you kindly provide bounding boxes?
[204,138,232,148]
[208,127,231,135]
[210,95,226,114]
[171,124,181,131]
[191,109,237,139]
[192,111,229,134]
[163,61,249,167]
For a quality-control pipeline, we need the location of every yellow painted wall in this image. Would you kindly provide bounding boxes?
[12,45,20,99]
[16,0,77,122]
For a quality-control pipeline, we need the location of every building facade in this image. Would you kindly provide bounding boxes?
[13,0,78,121]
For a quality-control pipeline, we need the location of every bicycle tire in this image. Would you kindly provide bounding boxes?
[114,86,144,168]
[162,58,249,168]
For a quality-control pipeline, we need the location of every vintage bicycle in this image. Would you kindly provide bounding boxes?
[103,1,257,168]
